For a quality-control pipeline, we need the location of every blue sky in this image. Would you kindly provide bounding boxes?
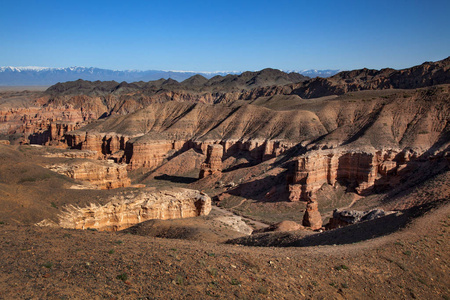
[1,0,449,71]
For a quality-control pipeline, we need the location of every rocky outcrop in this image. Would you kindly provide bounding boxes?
[326,208,396,229]
[0,103,91,145]
[302,201,323,230]
[44,150,98,159]
[199,144,223,179]
[125,139,189,170]
[289,149,401,202]
[55,188,211,231]
[46,160,131,189]
[254,220,304,233]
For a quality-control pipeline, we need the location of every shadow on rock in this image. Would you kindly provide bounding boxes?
[154,174,197,184]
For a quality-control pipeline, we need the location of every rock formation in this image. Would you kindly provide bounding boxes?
[289,149,401,202]
[326,208,396,229]
[55,188,211,231]
[254,220,304,233]
[44,150,98,159]
[199,144,223,179]
[46,160,131,189]
[302,200,323,230]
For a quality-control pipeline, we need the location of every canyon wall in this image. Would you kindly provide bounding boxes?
[56,188,211,231]
[0,105,92,145]
[288,149,402,201]
[46,160,131,189]
[64,129,294,171]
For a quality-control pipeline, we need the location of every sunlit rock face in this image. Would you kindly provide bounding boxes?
[55,188,212,231]
[46,160,131,190]
[288,149,403,202]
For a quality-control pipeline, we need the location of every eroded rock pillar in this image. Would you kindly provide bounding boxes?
[199,144,223,179]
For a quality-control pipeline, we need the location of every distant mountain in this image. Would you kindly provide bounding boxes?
[45,68,310,97]
[296,69,340,78]
[0,66,336,86]
[0,66,240,86]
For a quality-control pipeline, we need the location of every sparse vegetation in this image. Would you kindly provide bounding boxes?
[116,273,128,282]
[230,278,241,285]
[335,264,349,271]
[42,262,53,269]
[175,274,185,286]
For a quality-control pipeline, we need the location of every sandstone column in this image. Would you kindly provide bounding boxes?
[199,144,223,179]
[302,198,323,230]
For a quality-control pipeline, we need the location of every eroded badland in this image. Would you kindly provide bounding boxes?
[0,59,449,299]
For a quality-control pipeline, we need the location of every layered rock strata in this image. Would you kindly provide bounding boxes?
[56,189,211,231]
[289,149,401,201]
[64,129,293,171]
[199,144,223,179]
[0,104,92,145]
[47,160,131,189]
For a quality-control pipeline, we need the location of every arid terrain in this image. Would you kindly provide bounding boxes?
[0,58,449,299]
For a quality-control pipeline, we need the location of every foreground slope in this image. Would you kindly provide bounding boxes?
[0,200,448,299]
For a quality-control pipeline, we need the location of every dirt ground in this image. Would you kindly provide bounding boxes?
[0,199,448,299]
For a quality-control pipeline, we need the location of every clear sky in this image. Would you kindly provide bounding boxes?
[1,0,449,72]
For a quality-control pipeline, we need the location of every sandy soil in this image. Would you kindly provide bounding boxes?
[0,200,448,299]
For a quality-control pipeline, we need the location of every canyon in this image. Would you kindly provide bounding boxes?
[0,57,449,299]
[0,57,448,233]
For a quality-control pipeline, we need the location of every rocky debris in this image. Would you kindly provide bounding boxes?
[213,215,253,235]
[289,149,401,202]
[302,201,323,230]
[46,160,131,189]
[38,188,212,231]
[199,144,223,179]
[327,208,396,229]
[254,220,304,233]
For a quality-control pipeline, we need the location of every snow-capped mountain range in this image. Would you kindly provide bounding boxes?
[0,66,339,86]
